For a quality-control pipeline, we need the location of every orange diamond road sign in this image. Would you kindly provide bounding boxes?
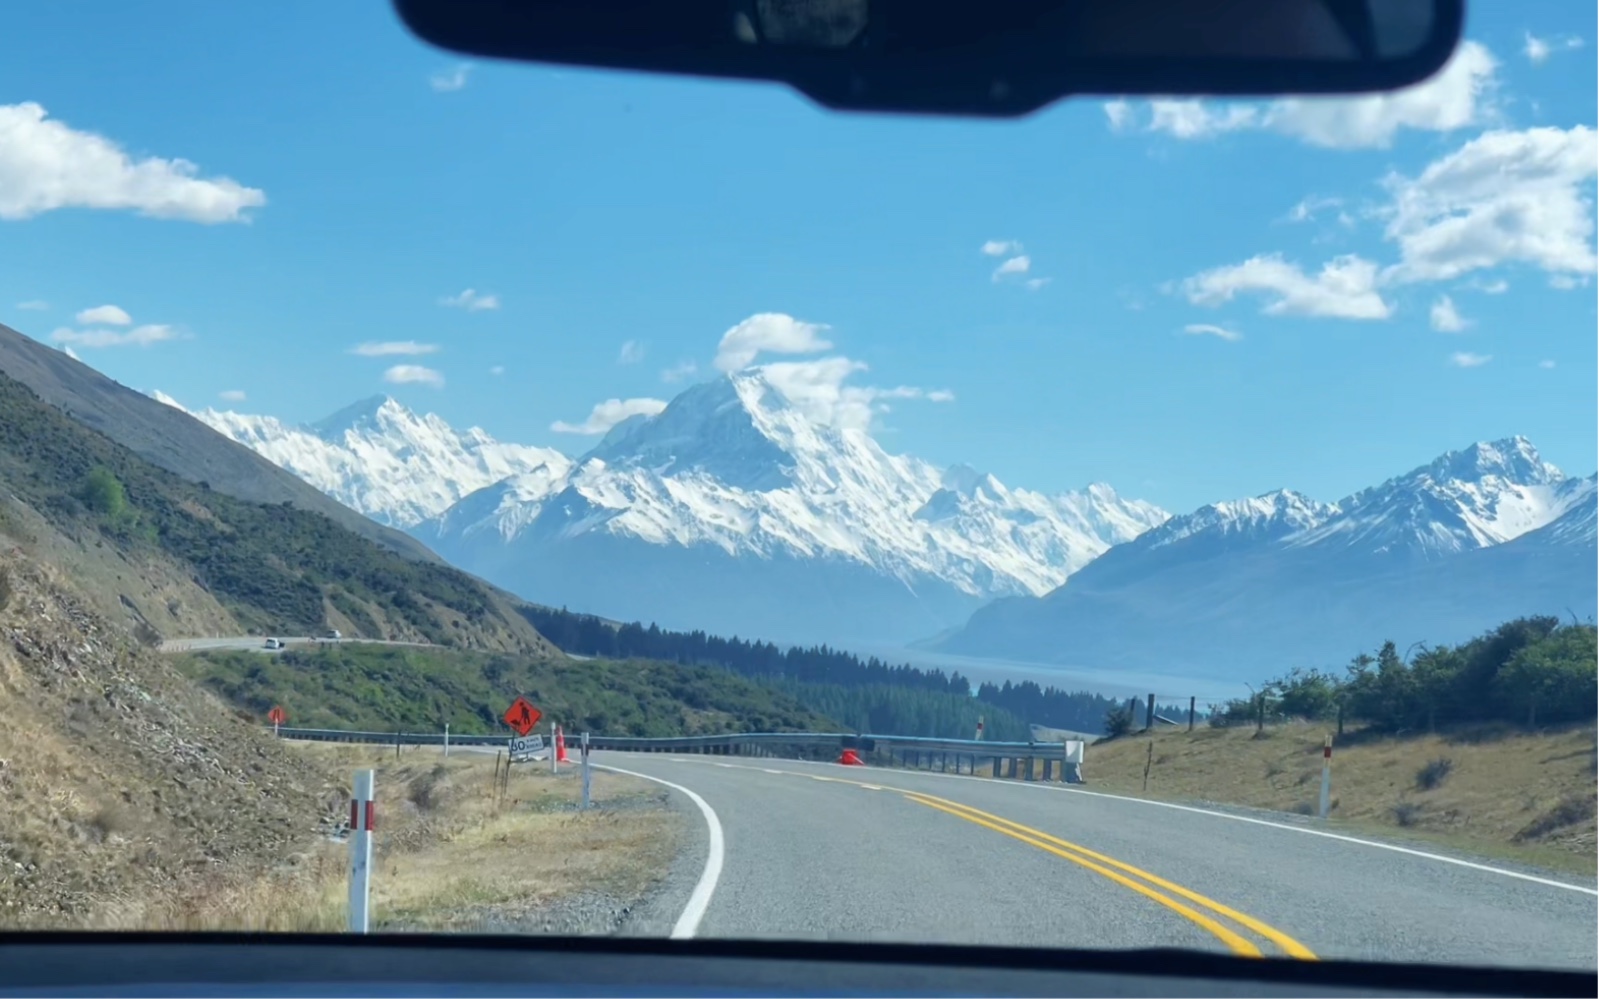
[267,705,287,726]
[503,696,542,737]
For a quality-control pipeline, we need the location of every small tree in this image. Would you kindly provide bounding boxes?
[1103,703,1135,739]
[80,467,127,520]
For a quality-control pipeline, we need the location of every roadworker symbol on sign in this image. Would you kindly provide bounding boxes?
[503,696,542,737]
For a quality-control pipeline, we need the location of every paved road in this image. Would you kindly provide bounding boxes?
[158,636,435,654]
[599,752,1598,970]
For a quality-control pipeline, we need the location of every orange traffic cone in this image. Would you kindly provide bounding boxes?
[555,726,570,764]
[838,748,864,766]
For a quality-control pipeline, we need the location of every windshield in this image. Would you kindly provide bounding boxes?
[0,0,1594,975]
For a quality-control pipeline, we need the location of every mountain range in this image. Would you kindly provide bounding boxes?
[161,371,1168,645]
[933,438,1597,680]
[156,370,1596,682]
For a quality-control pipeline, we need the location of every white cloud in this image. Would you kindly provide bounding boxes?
[16,299,48,310]
[1181,253,1390,319]
[74,304,131,325]
[0,101,265,222]
[1448,351,1492,368]
[992,255,1031,282]
[1111,41,1498,149]
[439,288,500,311]
[1146,100,1261,139]
[661,359,698,383]
[1182,323,1243,342]
[551,397,667,435]
[218,389,246,402]
[429,64,473,92]
[1025,277,1051,291]
[48,323,183,348]
[1538,359,1557,369]
[1464,276,1509,294]
[981,239,1022,257]
[1548,273,1591,290]
[713,313,832,372]
[489,365,505,376]
[1103,100,1133,131]
[60,345,78,360]
[348,340,440,357]
[383,364,444,388]
[1523,32,1583,65]
[618,339,646,364]
[1429,295,1469,332]
[1380,126,1597,284]
[755,357,953,431]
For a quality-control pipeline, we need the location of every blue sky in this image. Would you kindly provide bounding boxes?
[1,0,1593,515]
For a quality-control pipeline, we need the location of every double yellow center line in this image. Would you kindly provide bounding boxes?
[900,789,1316,960]
[795,769,1314,960]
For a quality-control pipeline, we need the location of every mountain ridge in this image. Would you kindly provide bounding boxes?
[935,437,1597,679]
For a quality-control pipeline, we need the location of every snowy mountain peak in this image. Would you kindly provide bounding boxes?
[1422,435,1561,488]
[163,393,569,528]
[1291,437,1585,558]
[1142,488,1336,551]
[310,394,398,439]
[582,374,795,491]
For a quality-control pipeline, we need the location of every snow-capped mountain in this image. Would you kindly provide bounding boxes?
[153,393,569,528]
[935,438,1598,681]
[1285,437,1585,558]
[422,370,1168,644]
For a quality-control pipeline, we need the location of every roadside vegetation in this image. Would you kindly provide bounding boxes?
[147,745,684,933]
[1089,617,1598,873]
[176,643,836,736]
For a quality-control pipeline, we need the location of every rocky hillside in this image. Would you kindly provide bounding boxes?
[0,551,341,927]
[0,321,434,563]
[0,368,553,655]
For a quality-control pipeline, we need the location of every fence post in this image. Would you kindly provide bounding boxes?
[348,769,375,933]
[550,720,558,774]
[1188,696,1196,732]
[1144,693,1156,733]
[581,732,592,810]
[1255,694,1265,735]
[1318,735,1333,819]
[443,723,450,758]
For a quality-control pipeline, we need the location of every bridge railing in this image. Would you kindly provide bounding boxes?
[271,727,1085,782]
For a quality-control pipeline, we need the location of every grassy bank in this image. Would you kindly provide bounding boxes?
[1085,722,1598,875]
[133,745,684,932]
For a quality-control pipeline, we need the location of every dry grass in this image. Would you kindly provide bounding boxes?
[148,745,685,932]
[1085,721,1598,875]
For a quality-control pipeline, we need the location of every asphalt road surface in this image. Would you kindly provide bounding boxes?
[158,636,434,654]
[599,752,1598,971]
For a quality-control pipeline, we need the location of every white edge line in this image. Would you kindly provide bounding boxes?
[645,755,1598,897]
[594,763,725,938]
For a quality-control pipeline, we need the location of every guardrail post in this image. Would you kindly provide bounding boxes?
[348,769,375,934]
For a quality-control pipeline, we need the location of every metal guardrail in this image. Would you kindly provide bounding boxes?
[273,727,1085,782]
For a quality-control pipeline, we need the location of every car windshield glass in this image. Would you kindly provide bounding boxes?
[0,0,1593,974]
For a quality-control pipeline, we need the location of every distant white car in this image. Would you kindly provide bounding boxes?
[325,629,342,640]
[264,638,283,650]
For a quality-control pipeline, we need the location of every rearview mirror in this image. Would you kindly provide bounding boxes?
[392,0,1465,117]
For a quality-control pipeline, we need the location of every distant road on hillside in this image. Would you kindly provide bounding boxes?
[157,636,435,654]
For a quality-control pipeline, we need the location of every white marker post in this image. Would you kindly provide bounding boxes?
[550,721,559,774]
[348,769,375,933]
[443,723,450,759]
[1318,735,1333,819]
[581,732,592,810]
